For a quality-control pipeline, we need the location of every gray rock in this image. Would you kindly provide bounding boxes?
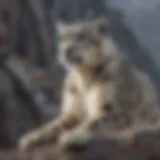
[105,0,160,91]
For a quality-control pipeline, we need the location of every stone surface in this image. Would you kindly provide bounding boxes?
[105,0,160,91]
[1,126,160,160]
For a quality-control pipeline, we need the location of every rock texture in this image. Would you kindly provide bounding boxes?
[1,126,160,160]
[106,0,160,92]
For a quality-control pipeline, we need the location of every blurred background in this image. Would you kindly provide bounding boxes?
[0,0,160,150]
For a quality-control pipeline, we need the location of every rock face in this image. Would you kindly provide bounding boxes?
[105,0,160,91]
[1,126,160,160]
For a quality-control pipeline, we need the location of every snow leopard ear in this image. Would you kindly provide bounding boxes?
[56,21,83,40]
[96,17,110,35]
[57,17,110,38]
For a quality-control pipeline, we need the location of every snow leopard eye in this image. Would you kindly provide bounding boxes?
[103,103,113,112]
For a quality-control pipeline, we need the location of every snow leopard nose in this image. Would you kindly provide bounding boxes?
[66,47,82,64]
[66,47,74,57]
